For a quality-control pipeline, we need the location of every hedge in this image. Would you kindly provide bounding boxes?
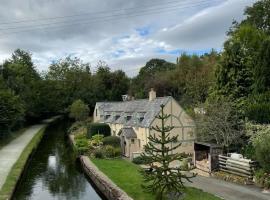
[87,123,111,138]
[102,136,121,147]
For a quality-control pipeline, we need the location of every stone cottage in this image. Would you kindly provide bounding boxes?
[93,89,196,159]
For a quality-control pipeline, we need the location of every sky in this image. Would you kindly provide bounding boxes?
[0,0,257,76]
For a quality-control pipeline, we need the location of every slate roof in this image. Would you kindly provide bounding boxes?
[119,127,137,139]
[96,96,171,128]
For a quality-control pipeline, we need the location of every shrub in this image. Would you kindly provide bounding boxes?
[87,123,111,138]
[104,145,121,158]
[132,156,151,165]
[255,169,270,189]
[94,148,104,159]
[75,138,89,155]
[113,147,121,157]
[102,136,121,147]
[180,158,189,170]
[104,145,115,158]
[68,121,85,134]
[251,125,270,172]
[240,142,255,160]
[90,134,104,147]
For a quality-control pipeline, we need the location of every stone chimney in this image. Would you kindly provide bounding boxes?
[149,88,156,101]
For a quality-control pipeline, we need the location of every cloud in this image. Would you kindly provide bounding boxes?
[0,0,257,76]
[155,0,256,50]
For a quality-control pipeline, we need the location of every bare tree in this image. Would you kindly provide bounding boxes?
[196,99,244,152]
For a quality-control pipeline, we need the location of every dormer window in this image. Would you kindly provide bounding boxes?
[105,115,110,120]
[126,116,132,121]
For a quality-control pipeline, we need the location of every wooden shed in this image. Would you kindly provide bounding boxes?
[194,142,223,173]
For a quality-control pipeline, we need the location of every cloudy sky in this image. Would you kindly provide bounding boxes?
[0,0,256,76]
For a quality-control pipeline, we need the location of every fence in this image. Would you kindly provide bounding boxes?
[218,155,257,178]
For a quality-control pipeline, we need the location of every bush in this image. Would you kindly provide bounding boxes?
[104,145,121,158]
[68,121,85,134]
[94,148,104,159]
[102,136,121,147]
[251,125,270,172]
[87,123,111,138]
[90,134,104,147]
[240,142,255,160]
[255,169,270,189]
[75,138,89,155]
[132,156,151,165]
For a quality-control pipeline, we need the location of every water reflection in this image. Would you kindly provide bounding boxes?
[13,121,102,200]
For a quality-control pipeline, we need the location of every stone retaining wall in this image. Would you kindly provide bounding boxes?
[80,156,133,200]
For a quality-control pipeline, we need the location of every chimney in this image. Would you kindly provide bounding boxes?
[149,88,156,101]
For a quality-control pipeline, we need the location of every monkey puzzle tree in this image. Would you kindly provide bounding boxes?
[141,104,195,200]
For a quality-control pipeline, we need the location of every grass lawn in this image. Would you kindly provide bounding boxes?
[0,128,27,150]
[91,158,221,200]
[0,127,46,200]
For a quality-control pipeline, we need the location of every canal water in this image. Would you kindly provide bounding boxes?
[13,121,103,200]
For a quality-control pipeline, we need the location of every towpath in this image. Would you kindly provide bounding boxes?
[0,116,60,190]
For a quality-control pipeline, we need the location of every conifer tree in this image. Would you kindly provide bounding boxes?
[141,104,195,200]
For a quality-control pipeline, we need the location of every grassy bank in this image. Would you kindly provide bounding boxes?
[0,127,46,200]
[91,158,221,200]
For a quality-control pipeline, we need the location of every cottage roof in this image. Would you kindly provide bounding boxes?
[119,127,137,139]
[96,96,171,128]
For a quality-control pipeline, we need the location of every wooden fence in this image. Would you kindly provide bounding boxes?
[218,155,257,178]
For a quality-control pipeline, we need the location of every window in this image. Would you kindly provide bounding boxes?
[126,116,132,121]
[105,115,110,120]
[115,115,120,120]
[131,139,135,144]
[139,117,144,122]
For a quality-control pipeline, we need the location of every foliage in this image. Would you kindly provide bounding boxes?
[0,89,25,137]
[1,49,42,119]
[104,145,121,158]
[196,99,244,152]
[240,142,256,160]
[90,134,104,147]
[250,124,270,172]
[91,158,220,200]
[87,123,111,138]
[141,105,195,199]
[242,0,270,34]
[93,148,104,159]
[75,138,89,155]
[102,136,121,147]
[245,92,270,123]
[69,99,89,121]
[132,156,151,165]
[255,169,270,189]
[67,121,86,134]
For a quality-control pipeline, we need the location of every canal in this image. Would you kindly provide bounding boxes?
[13,121,103,200]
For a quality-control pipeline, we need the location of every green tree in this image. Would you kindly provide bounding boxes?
[1,49,41,119]
[69,99,89,121]
[0,89,25,137]
[242,0,270,34]
[141,105,195,200]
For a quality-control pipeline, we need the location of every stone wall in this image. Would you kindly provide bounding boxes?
[80,156,133,200]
